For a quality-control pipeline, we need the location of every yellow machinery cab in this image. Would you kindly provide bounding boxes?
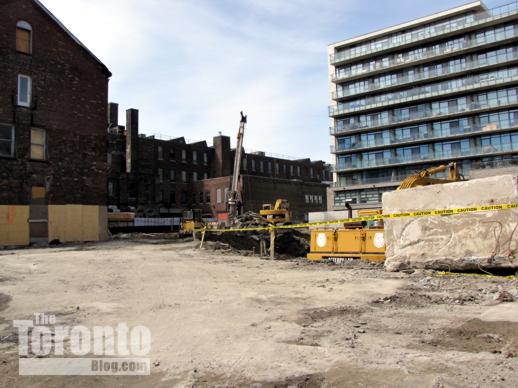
[180,209,204,236]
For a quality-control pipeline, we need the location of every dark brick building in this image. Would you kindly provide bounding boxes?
[0,0,111,245]
[108,104,331,222]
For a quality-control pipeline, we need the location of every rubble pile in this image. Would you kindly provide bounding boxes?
[206,212,309,258]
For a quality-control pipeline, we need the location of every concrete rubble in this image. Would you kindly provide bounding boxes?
[206,211,309,257]
[383,174,518,272]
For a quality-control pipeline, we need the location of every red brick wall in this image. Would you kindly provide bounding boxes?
[0,0,110,205]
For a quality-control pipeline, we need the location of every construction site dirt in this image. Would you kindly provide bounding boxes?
[0,239,517,387]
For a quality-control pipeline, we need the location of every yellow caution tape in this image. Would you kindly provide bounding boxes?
[436,271,518,279]
[196,203,518,233]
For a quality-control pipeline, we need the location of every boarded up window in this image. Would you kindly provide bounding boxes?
[31,128,46,160]
[16,27,31,54]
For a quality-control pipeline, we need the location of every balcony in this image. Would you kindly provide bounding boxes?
[331,122,518,153]
[329,72,518,116]
[332,175,406,188]
[334,144,518,172]
[332,50,518,100]
[331,29,518,83]
[330,1,518,65]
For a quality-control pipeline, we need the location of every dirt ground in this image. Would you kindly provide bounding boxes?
[0,238,517,387]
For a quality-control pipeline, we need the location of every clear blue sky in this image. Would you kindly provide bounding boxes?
[42,0,503,162]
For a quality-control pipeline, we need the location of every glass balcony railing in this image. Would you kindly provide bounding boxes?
[334,144,518,172]
[331,122,518,153]
[332,175,407,187]
[330,1,518,65]
[329,72,518,116]
[332,51,518,99]
[330,95,517,135]
[331,29,518,82]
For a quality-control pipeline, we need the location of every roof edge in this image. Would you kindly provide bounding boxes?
[329,1,486,50]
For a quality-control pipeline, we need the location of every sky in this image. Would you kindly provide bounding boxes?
[41,0,503,162]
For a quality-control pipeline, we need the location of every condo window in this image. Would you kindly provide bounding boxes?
[30,128,46,160]
[16,21,32,54]
[17,75,31,107]
[0,124,14,157]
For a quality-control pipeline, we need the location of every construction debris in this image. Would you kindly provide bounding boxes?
[206,211,309,257]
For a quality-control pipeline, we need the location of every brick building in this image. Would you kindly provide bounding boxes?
[0,0,111,246]
[108,104,331,222]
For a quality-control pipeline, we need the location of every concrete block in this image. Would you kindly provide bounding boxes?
[382,175,518,272]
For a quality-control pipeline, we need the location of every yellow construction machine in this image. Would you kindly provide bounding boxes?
[397,162,461,189]
[180,209,204,236]
[307,162,463,262]
[259,199,291,224]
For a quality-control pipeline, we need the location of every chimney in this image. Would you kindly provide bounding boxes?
[108,102,119,128]
[126,109,139,173]
[212,134,232,177]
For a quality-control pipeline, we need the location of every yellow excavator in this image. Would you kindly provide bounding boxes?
[260,199,291,224]
[397,162,461,190]
[307,162,463,262]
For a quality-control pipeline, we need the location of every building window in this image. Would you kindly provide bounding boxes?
[170,170,176,181]
[192,192,197,204]
[193,150,197,164]
[310,168,314,178]
[181,170,187,182]
[297,166,301,176]
[259,160,264,173]
[181,149,186,162]
[205,191,211,203]
[290,165,294,176]
[203,152,208,165]
[16,21,32,54]
[170,192,176,205]
[17,75,31,107]
[0,124,14,157]
[181,191,188,204]
[242,157,247,170]
[157,145,163,160]
[156,190,163,202]
[157,168,163,183]
[203,172,208,180]
[193,171,198,181]
[224,188,229,202]
[251,159,256,171]
[30,128,46,160]
[275,162,279,174]
[199,192,204,204]
[216,189,222,203]
[108,181,114,197]
[268,161,272,173]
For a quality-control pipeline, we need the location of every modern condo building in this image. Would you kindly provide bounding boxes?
[328,1,518,210]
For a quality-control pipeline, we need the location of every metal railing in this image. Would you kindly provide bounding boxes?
[331,122,518,153]
[329,72,518,116]
[331,29,518,82]
[330,1,518,65]
[333,144,518,171]
[332,51,518,99]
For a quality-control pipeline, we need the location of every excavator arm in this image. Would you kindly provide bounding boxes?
[397,162,462,190]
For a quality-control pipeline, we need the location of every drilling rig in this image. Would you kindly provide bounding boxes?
[227,111,247,224]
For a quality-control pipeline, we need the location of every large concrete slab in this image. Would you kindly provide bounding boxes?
[382,175,518,271]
